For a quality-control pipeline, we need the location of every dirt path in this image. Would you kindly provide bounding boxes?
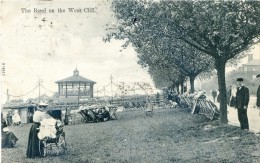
[2,107,260,163]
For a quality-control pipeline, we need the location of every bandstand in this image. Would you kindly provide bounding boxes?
[55,69,96,98]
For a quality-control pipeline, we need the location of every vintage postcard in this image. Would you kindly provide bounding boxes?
[1,0,260,162]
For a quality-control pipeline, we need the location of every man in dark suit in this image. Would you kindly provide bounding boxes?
[256,74,260,116]
[235,78,250,131]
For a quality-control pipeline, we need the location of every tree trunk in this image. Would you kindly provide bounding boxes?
[174,84,178,93]
[176,84,180,93]
[215,59,228,124]
[172,85,175,91]
[189,75,196,94]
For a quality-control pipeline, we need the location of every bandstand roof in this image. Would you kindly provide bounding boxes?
[55,69,96,84]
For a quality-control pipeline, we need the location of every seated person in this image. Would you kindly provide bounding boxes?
[97,107,110,121]
[194,90,207,100]
[1,113,18,148]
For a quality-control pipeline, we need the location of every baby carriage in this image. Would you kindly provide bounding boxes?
[38,109,67,156]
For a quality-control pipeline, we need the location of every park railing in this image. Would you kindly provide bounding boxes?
[179,94,220,120]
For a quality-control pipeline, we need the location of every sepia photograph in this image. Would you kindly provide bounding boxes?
[1,0,260,162]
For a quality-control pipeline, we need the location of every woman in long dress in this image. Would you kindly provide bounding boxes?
[229,85,237,107]
[26,106,45,158]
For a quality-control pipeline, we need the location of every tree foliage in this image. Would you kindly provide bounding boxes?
[106,0,260,124]
[106,0,215,94]
[160,1,260,124]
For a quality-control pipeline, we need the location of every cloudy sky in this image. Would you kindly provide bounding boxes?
[0,0,259,104]
[0,0,154,103]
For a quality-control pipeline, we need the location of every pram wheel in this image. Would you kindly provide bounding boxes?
[39,139,47,157]
[55,133,67,155]
[57,134,67,149]
[39,135,67,156]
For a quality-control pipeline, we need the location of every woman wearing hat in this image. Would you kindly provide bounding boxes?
[26,105,46,158]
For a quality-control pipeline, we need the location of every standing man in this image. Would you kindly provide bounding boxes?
[256,74,260,116]
[235,78,250,131]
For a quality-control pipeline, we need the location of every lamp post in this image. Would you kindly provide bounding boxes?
[110,75,113,102]
[38,76,42,103]
[78,84,80,106]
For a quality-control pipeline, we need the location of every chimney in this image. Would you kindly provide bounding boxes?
[248,54,253,62]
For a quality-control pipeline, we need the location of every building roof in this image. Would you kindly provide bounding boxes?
[3,102,36,109]
[55,69,96,84]
[55,75,96,83]
[244,59,260,66]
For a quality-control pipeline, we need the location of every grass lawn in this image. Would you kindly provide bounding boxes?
[2,107,260,163]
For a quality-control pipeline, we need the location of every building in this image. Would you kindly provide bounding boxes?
[237,54,260,83]
[203,54,259,95]
[238,54,260,78]
[1,69,96,123]
[228,54,260,95]
[2,102,37,124]
[55,68,96,99]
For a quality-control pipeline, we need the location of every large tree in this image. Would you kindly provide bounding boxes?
[148,65,186,91]
[137,37,214,93]
[137,46,187,92]
[106,1,214,94]
[107,0,260,124]
[160,1,260,124]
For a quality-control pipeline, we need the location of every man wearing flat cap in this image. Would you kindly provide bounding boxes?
[256,74,260,116]
[235,78,250,131]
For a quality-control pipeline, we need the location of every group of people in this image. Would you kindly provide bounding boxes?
[2,74,260,158]
[5,110,21,126]
[2,102,62,159]
[1,113,19,148]
[210,74,260,131]
[1,110,20,148]
[167,91,180,105]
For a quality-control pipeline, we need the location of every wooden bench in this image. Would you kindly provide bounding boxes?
[107,105,118,119]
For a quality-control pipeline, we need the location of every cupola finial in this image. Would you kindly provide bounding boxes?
[73,67,79,76]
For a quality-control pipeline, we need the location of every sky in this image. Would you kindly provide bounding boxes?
[0,0,154,103]
[0,0,259,104]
